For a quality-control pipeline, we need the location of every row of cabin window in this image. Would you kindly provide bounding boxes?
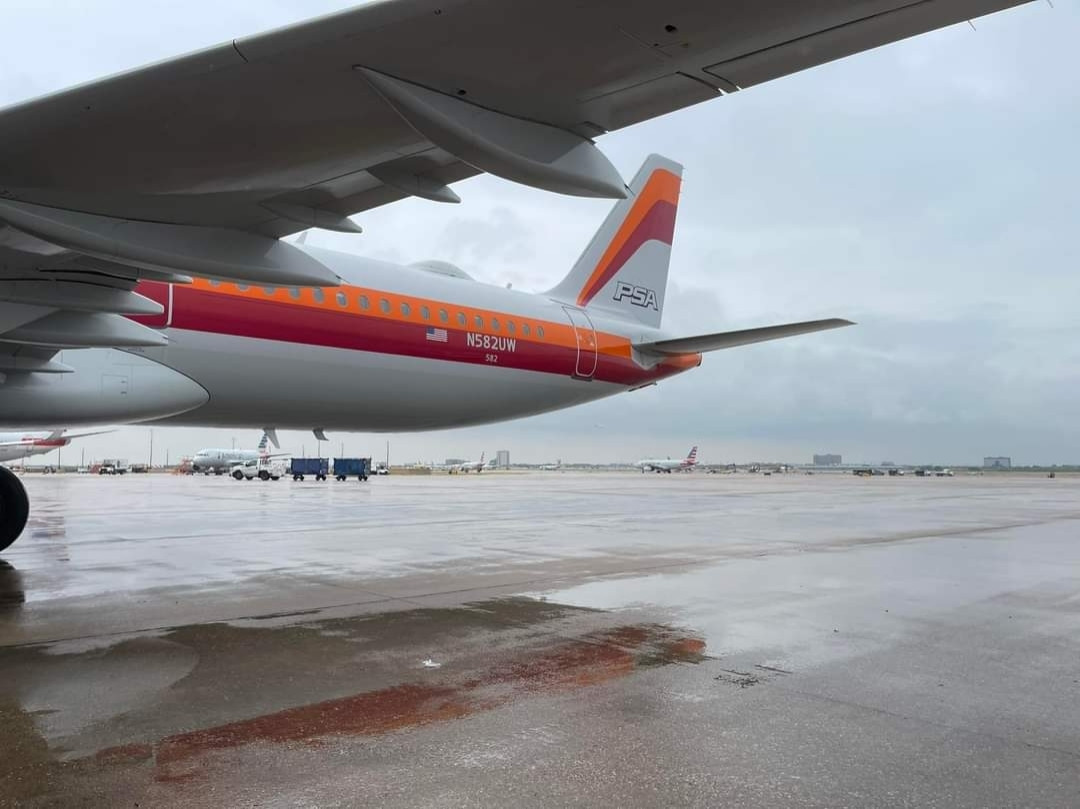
[214,281,546,339]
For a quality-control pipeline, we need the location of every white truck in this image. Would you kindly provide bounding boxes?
[231,460,286,481]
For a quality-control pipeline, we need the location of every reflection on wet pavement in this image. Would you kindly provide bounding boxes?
[0,562,24,611]
[0,598,704,804]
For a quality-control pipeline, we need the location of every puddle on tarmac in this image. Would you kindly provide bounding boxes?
[0,597,705,799]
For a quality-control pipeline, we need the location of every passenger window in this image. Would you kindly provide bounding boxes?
[491,318,500,331]
[537,326,545,339]
[439,309,449,323]
[457,312,466,326]
[313,289,325,303]
[336,292,347,307]
[359,295,370,310]
[474,315,483,329]
[522,323,531,337]
[401,302,411,317]
[507,321,516,334]
[421,305,430,320]
[380,299,391,314]
[289,288,301,300]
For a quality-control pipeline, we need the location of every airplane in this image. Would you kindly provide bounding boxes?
[539,460,563,471]
[637,446,699,474]
[0,0,1037,551]
[0,429,113,465]
[457,453,488,474]
[190,432,285,475]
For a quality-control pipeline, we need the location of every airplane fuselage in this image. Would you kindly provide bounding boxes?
[0,247,700,432]
[0,432,69,464]
[190,448,263,473]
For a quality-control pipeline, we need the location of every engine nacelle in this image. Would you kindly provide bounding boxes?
[0,348,207,427]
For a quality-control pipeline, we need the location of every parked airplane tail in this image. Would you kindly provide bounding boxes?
[547,155,683,329]
[686,446,698,464]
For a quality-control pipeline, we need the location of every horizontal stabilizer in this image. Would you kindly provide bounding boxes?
[636,319,854,355]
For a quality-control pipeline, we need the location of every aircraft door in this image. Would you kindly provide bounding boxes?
[562,306,598,380]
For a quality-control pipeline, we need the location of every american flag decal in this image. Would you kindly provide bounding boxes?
[426,327,448,343]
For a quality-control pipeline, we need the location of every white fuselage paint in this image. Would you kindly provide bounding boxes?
[146,330,621,431]
[190,447,264,473]
[637,458,695,472]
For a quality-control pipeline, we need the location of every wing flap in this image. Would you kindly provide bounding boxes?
[0,200,341,287]
[3,311,168,349]
[636,318,854,355]
[705,0,1031,90]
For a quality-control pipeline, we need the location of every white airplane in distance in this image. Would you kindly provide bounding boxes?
[457,453,488,474]
[637,446,699,474]
[191,433,284,474]
[0,429,113,465]
[0,0,1037,551]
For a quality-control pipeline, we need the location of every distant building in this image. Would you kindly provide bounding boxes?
[984,456,1011,469]
[814,454,842,466]
[496,450,511,468]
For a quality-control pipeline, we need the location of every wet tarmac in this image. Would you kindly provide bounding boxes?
[1,471,1079,807]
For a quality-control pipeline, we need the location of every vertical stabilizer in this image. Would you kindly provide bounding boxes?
[546,155,683,329]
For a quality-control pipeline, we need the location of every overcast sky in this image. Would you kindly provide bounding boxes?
[2,1,1076,466]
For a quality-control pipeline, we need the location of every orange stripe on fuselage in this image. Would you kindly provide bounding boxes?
[185,279,636,361]
[577,169,681,307]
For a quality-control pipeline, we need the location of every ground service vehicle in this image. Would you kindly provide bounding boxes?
[333,458,371,481]
[232,461,285,481]
[291,458,329,482]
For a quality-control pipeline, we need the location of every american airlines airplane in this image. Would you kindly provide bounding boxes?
[0,430,112,465]
[457,453,488,474]
[191,433,283,475]
[637,446,699,474]
[0,0,1036,551]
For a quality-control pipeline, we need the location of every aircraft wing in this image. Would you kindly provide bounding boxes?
[0,0,1033,356]
[636,319,855,355]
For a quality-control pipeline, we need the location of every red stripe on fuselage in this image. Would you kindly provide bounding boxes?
[136,282,696,388]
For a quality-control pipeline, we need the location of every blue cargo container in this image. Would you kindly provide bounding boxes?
[333,457,372,481]
[290,458,329,481]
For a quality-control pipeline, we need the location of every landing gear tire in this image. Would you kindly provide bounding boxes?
[0,466,29,553]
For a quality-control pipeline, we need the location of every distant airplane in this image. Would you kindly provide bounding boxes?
[0,429,112,465]
[540,459,562,471]
[637,446,698,474]
[457,452,488,474]
[191,432,285,474]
